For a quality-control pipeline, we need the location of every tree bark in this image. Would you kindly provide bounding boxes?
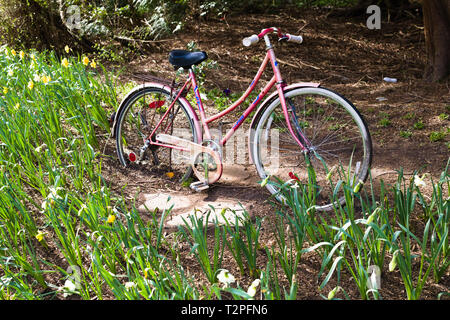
[56,0,95,52]
[21,0,94,52]
[422,0,450,81]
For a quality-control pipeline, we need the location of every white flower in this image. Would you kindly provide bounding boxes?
[217,269,235,287]
[247,279,260,298]
[368,269,379,290]
[64,279,76,291]
[78,204,87,216]
[41,199,49,211]
[125,282,136,290]
[414,174,426,188]
[48,187,63,200]
[34,143,47,153]
[62,279,79,297]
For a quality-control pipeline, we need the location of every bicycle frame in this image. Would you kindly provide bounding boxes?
[147,34,311,153]
[113,27,371,204]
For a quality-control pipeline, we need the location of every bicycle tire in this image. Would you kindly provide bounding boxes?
[251,86,372,211]
[114,85,199,182]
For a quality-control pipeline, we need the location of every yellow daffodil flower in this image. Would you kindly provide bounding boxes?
[65,45,70,53]
[41,75,51,84]
[35,231,45,242]
[27,80,34,90]
[82,56,89,66]
[166,172,174,178]
[106,214,116,224]
[61,58,69,68]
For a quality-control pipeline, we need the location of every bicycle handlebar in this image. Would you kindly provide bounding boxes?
[242,35,259,47]
[242,27,303,47]
[285,33,303,44]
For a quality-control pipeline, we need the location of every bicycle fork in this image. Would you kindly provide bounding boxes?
[264,33,313,155]
[286,98,313,152]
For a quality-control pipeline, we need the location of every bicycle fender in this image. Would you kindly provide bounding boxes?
[110,82,202,143]
[247,82,320,164]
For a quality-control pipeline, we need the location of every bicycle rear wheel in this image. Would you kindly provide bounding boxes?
[114,85,199,181]
[251,86,372,211]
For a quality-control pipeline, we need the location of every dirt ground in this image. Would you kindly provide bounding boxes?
[100,8,449,300]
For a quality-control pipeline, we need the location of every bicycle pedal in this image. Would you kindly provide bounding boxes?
[190,181,209,192]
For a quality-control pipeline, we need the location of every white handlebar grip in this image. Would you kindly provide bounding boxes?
[287,34,303,44]
[242,34,259,47]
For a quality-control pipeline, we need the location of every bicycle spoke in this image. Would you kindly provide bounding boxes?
[253,87,371,211]
[315,135,361,148]
[116,87,196,181]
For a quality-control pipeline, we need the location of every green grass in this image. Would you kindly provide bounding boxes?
[399,130,412,138]
[378,112,391,127]
[429,131,446,142]
[413,119,425,130]
[403,112,415,120]
[379,117,391,127]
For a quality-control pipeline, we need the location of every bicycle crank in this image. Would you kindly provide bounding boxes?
[155,134,223,189]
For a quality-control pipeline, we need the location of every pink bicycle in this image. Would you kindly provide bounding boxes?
[112,27,372,210]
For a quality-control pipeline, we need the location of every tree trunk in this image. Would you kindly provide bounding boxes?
[57,0,95,52]
[422,0,450,81]
[21,0,94,52]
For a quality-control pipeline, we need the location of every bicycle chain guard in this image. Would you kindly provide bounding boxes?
[155,134,223,184]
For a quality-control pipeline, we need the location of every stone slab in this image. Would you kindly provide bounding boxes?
[220,164,260,186]
[138,192,248,230]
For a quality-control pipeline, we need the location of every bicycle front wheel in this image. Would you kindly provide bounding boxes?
[114,85,199,182]
[252,86,372,211]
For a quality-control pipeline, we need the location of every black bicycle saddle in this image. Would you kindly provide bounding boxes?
[169,50,208,69]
